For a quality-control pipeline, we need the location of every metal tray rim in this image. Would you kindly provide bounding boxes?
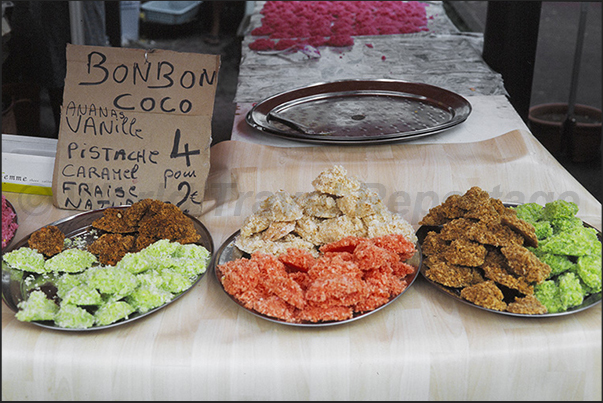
[246,79,472,144]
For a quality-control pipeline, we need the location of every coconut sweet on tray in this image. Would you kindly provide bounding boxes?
[2,195,18,249]
[418,186,602,315]
[2,199,211,329]
[234,165,417,258]
[218,165,419,324]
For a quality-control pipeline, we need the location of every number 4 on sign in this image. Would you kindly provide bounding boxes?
[170,129,201,167]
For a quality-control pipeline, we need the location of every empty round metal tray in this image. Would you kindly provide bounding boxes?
[246,79,472,144]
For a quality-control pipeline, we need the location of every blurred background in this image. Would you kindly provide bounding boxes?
[2,1,601,200]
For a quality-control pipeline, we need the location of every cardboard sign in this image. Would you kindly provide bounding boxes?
[52,44,220,216]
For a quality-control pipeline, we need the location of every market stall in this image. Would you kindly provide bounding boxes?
[2,1,601,401]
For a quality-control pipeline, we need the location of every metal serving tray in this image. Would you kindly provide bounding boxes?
[2,206,214,331]
[416,203,602,318]
[212,230,422,327]
[246,79,472,144]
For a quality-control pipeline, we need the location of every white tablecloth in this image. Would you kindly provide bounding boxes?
[231,95,529,147]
